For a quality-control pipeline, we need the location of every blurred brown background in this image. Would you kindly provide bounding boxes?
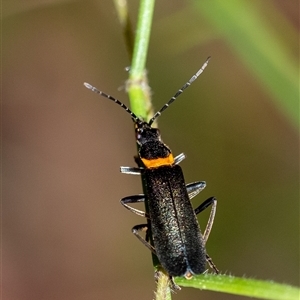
[2,1,299,300]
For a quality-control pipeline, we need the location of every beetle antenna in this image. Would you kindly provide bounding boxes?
[84,82,140,123]
[148,57,211,126]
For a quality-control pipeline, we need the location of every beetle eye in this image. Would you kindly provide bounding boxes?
[136,128,143,140]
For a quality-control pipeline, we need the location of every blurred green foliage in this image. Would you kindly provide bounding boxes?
[196,0,298,127]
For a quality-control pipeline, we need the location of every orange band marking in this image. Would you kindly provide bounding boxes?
[141,153,174,168]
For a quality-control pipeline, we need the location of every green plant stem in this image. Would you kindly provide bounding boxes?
[114,1,170,299]
[126,1,171,299]
[126,0,155,121]
[175,274,300,300]
[155,270,172,300]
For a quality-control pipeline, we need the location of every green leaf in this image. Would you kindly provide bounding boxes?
[175,274,300,300]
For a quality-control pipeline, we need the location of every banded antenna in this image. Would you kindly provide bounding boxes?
[83,82,141,124]
[84,56,210,126]
[148,57,210,125]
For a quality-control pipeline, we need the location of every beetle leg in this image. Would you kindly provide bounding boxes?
[193,197,219,273]
[174,153,186,165]
[194,196,217,243]
[120,195,149,218]
[186,181,206,200]
[132,224,156,254]
[206,253,219,274]
[120,166,143,175]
